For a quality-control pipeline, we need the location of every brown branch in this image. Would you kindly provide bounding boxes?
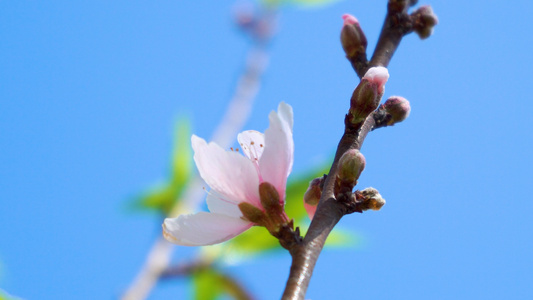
[281,1,431,299]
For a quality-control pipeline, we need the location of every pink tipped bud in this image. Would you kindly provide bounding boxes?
[342,14,359,26]
[383,96,411,125]
[303,177,324,220]
[362,66,389,95]
[337,149,366,186]
[340,14,367,59]
[349,67,389,123]
[412,5,438,39]
[304,177,323,206]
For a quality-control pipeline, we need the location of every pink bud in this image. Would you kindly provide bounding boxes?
[303,177,324,220]
[340,14,367,59]
[349,67,389,123]
[383,96,411,125]
[342,14,359,26]
[362,66,389,95]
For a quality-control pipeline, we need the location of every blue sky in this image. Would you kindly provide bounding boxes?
[1,0,532,299]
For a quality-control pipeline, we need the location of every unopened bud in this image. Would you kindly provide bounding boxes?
[304,177,323,206]
[383,96,411,125]
[338,149,366,186]
[259,182,282,213]
[340,14,367,59]
[238,202,265,223]
[350,67,389,123]
[359,187,386,211]
[412,5,438,39]
[303,177,324,220]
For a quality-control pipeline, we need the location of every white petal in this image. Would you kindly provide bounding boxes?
[277,102,293,131]
[163,212,252,246]
[237,130,265,161]
[206,190,243,218]
[259,103,294,199]
[192,135,261,207]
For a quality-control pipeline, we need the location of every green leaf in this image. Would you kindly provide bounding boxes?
[192,268,251,300]
[284,164,330,221]
[131,117,192,215]
[192,269,224,300]
[171,117,192,192]
[0,289,21,300]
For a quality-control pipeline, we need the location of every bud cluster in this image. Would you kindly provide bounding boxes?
[355,187,386,211]
[411,5,438,39]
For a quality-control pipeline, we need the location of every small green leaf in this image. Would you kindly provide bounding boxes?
[325,227,358,247]
[131,117,192,215]
[192,269,224,300]
[171,117,192,192]
[192,268,252,300]
[284,164,330,221]
[225,226,280,258]
[0,289,22,300]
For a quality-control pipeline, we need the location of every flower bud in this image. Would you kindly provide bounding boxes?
[340,14,367,59]
[349,67,389,123]
[337,149,366,186]
[383,96,411,125]
[411,5,438,39]
[358,187,386,211]
[303,177,324,220]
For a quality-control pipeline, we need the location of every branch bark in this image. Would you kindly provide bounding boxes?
[281,1,425,299]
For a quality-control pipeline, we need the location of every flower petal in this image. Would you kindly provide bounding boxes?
[192,135,261,207]
[304,201,318,220]
[259,102,294,200]
[206,190,244,218]
[277,102,294,131]
[237,130,265,162]
[163,212,252,246]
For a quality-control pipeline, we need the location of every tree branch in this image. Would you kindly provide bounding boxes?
[281,1,431,299]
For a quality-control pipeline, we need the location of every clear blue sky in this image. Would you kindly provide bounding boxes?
[1,0,532,299]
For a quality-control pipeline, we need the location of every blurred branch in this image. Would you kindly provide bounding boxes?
[121,7,278,300]
[161,263,255,300]
[281,1,435,299]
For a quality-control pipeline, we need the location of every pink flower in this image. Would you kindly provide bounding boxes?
[163,102,294,246]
